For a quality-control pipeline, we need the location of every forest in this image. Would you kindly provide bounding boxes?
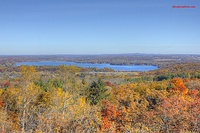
[0,55,199,133]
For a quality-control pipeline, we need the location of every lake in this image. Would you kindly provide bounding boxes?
[16,61,158,71]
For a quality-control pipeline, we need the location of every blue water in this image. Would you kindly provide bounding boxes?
[16,61,158,71]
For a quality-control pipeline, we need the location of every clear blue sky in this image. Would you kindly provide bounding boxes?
[0,0,199,55]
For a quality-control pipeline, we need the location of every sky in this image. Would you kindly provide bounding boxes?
[0,0,199,55]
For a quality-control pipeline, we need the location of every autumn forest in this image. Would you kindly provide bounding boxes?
[0,55,200,133]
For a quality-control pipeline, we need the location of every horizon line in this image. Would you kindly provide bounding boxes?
[0,53,200,56]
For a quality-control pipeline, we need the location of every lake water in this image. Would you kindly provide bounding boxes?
[16,61,158,71]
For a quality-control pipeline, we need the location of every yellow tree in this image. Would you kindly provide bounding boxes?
[56,65,81,118]
[18,65,40,133]
[1,88,20,131]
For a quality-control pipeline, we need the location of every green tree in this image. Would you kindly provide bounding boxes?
[87,78,109,105]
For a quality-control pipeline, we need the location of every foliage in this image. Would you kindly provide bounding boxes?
[0,64,199,132]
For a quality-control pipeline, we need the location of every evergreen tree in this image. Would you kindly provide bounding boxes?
[87,78,109,105]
